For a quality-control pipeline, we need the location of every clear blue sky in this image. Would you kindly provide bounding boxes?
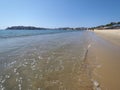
[0,0,120,28]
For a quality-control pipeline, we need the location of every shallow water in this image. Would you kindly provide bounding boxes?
[0,30,94,90]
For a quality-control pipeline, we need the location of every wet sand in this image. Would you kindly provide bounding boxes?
[90,30,120,90]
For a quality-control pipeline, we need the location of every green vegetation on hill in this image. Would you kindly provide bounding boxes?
[6,26,47,30]
[91,22,120,30]
[6,26,88,30]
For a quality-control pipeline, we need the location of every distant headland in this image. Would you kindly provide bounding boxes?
[6,26,48,30]
[6,26,88,30]
[4,22,120,30]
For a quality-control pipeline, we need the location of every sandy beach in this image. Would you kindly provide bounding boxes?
[89,29,120,90]
[94,29,120,46]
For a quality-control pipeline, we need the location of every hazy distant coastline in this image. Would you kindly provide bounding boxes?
[6,26,48,30]
[6,26,88,30]
[4,22,120,31]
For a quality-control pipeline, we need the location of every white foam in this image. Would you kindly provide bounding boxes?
[38,56,43,59]
[88,44,91,49]
[5,75,10,79]
[1,79,5,84]
[18,83,22,90]
[14,68,17,73]
[93,80,99,87]
[7,61,16,67]
[0,85,5,90]
[92,79,101,90]
[38,88,41,90]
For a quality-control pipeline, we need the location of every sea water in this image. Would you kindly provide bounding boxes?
[0,30,93,90]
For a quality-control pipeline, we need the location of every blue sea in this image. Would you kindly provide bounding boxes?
[0,29,93,90]
[0,30,73,39]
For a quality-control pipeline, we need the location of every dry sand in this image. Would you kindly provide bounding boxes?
[89,29,120,90]
[94,29,120,46]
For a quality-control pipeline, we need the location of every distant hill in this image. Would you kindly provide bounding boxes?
[91,22,120,30]
[6,26,48,30]
[6,26,88,30]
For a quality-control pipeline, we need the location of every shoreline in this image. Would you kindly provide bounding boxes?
[88,30,120,90]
